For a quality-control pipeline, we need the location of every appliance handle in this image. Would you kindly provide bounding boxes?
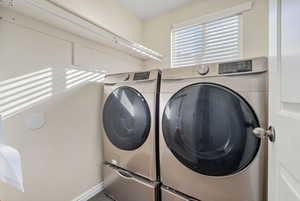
[114,169,154,188]
[116,170,133,179]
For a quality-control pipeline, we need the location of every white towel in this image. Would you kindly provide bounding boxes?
[0,116,24,192]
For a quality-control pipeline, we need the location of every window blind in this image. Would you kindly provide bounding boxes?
[171,15,241,67]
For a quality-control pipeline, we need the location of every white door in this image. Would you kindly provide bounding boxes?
[269,0,300,201]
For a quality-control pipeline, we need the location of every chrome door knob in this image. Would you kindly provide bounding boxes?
[253,126,276,142]
[197,65,209,75]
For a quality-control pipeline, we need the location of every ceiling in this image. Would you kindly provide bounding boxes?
[117,0,194,20]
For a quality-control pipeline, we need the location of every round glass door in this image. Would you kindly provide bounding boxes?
[162,83,260,176]
[103,87,151,151]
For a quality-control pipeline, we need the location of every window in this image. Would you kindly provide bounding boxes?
[171,15,242,67]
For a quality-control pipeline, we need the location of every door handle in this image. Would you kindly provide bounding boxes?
[253,126,276,142]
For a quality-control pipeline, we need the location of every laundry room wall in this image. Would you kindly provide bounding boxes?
[50,0,144,43]
[142,0,268,69]
[0,7,143,201]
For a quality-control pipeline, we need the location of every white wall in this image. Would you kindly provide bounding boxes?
[143,0,268,69]
[51,0,144,43]
[0,7,143,201]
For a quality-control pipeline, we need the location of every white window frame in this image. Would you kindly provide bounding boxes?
[171,2,253,68]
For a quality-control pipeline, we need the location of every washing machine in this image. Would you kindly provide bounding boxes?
[102,69,160,182]
[159,58,268,201]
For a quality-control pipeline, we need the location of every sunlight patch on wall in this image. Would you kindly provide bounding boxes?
[0,68,53,118]
[0,67,105,118]
[65,68,105,89]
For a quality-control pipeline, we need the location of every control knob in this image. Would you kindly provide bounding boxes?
[197,65,210,75]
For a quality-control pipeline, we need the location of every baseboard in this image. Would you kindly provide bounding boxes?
[71,183,104,201]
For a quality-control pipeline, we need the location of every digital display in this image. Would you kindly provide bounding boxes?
[219,60,252,74]
[133,72,150,80]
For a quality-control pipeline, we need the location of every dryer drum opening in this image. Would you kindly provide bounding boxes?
[162,83,260,176]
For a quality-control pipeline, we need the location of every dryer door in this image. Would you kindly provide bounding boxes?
[103,86,151,151]
[162,83,260,176]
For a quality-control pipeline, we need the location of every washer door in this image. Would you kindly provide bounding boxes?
[162,83,260,176]
[103,87,151,151]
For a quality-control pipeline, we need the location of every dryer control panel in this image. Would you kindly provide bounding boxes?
[161,57,267,80]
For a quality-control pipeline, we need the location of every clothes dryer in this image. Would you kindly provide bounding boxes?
[160,58,268,201]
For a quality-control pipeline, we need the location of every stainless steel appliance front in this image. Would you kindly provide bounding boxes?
[102,70,160,181]
[159,58,268,201]
[161,186,199,201]
[103,164,158,201]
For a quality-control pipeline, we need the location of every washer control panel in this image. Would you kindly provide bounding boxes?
[105,73,130,83]
[133,71,150,80]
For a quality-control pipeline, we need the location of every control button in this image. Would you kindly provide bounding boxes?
[197,65,210,75]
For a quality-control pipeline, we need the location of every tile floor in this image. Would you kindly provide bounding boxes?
[88,192,113,201]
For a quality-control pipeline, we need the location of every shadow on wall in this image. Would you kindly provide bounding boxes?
[0,67,105,119]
